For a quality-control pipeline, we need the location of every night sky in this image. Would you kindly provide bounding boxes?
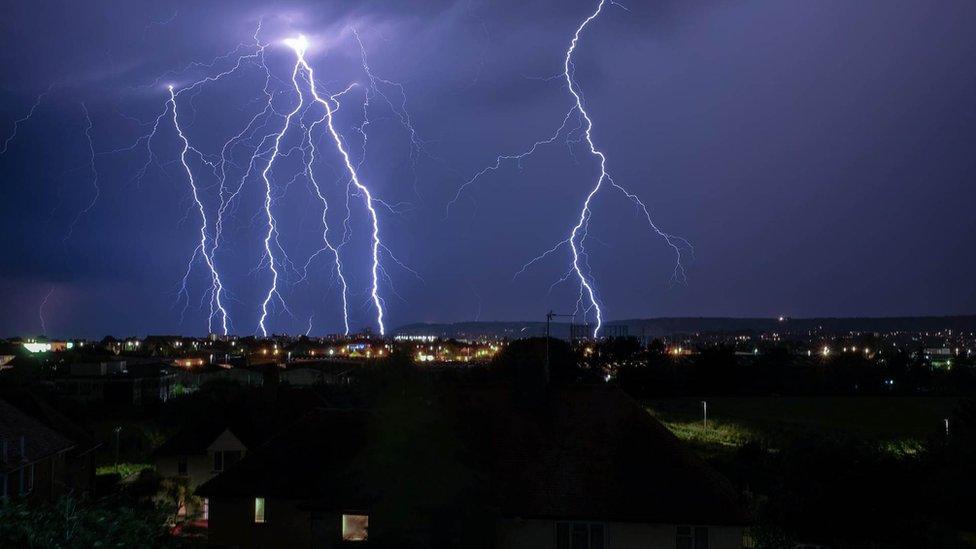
[1,0,974,338]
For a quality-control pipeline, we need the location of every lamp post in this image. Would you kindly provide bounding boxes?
[702,401,708,429]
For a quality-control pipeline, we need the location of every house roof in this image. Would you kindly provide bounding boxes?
[197,409,374,506]
[0,398,76,471]
[0,391,100,456]
[154,388,331,457]
[461,385,749,525]
[153,417,264,457]
[197,385,748,525]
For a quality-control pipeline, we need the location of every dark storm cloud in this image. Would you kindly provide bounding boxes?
[1,0,975,337]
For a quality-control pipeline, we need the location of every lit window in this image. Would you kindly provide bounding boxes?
[254,497,266,523]
[342,514,369,541]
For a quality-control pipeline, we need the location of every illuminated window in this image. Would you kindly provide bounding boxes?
[341,514,369,541]
[254,497,266,523]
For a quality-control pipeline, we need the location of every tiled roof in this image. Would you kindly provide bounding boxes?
[0,398,75,471]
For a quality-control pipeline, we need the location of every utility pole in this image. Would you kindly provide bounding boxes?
[545,310,575,382]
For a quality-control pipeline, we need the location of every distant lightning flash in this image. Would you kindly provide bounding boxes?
[285,35,388,335]
[452,0,691,337]
[64,103,101,242]
[0,85,52,157]
[38,287,55,335]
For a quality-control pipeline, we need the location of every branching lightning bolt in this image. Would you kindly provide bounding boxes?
[452,0,691,337]
[169,86,230,336]
[300,92,351,335]
[285,35,389,335]
[255,42,306,337]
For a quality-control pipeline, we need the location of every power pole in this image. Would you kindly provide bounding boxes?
[546,310,574,382]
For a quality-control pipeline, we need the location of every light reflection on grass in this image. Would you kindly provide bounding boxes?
[648,404,929,459]
[96,462,153,478]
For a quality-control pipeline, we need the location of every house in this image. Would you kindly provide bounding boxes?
[153,421,258,491]
[0,391,100,499]
[197,385,749,548]
[54,361,176,405]
[0,398,77,503]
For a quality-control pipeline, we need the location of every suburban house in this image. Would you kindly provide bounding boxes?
[154,421,256,490]
[197,385,749,548]
[154,389,333,519]
[0,398,79,503]
[0,391,100,499]
[54,361,176,406]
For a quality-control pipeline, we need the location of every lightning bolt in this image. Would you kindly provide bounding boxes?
[299,87,352,335]
[0,85,52,157]
[38,287,55,335]
[451,0,691,337]
[107,23,273,334]
[286,35,389,335]
[168,86,230,336]
[64,103,100,242]
[255,41,306,337]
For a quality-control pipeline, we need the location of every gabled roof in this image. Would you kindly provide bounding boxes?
[154,418,261,457]
[197,409,373,506]
[197,385,748,525]
[0,398,75,471]
[461,385,749,525]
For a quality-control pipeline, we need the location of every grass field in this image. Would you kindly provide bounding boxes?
[646,396,961,456]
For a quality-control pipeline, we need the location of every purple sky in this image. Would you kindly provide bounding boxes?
[1,0,974,338]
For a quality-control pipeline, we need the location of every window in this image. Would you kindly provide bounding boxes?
[342,514,369,541]
[202,498,209,521]
[19,465,34,496]
[213,450,242,472]
[677,525,709,549]
[177,456,188,476]
[254,497,266,523]
[555,522,605,549]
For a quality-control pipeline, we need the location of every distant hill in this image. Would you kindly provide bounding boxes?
[394,316,976,340]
